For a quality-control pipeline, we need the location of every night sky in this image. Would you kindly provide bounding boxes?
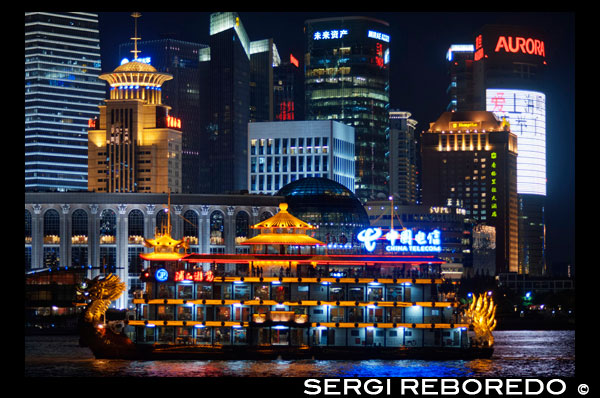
[97,12,575,270]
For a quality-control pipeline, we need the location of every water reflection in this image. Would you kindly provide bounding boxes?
[24,331,574,377]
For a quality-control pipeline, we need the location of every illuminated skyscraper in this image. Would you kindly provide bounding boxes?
[388,110,419,205]
[87,14,182,193]
[118,38,208,194]
[305,16,390,202]
[25,12,104,191]
[447,25,548,275]
[420,111,518,274]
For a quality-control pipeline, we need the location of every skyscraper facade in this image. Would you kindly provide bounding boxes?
[25,12,105,192]
[447,25,548,275]
[388,110,419,205]
[248,120,355,194]
[274,53,304,121]
[304,16,390,202]
[249,38,280,123]
[118,38,208,194]
[198,12,251,194]
[87,58,182,193]
[420,111,518,274]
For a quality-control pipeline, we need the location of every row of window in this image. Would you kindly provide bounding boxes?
[131,324,462,348]
[141,303,452,325]
[146,281,430,302]
[25,208,271,240]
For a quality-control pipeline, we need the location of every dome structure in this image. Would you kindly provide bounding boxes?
[275,177,370,247]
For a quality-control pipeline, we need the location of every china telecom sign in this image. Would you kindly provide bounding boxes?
[357,228,442,253]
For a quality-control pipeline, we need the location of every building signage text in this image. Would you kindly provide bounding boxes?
[357,227,442,253]
[313,29,348,41]
[494,36,545,57]
[367,30,390,42]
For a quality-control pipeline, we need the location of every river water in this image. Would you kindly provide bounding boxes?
[24,330,574,378]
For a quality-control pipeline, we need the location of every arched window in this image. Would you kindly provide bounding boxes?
[43,209,60,243]
[260,211,273,221]
[210,210,224,245]
[128,209,144,244]
[72,209,88,241]
[235,211,250,244]
[156,208,169,233]
[183,210,199,245]
[100,209,116,244]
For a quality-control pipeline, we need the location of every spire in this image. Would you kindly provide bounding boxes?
[131,12,142,60]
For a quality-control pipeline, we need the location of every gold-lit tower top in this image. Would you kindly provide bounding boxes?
[98,12,172,104]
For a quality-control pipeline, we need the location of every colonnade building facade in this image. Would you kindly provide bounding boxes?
[25,192,281,309]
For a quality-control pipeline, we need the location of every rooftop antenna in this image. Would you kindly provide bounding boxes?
[131,12,142,60]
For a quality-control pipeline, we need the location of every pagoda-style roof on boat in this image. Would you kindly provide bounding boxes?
[241,232,325,246]
[242,203,325,247]
[140,231,188,261]
[251,203,316,230]
[139,193,188,261]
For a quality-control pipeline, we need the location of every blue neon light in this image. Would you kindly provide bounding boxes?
[155,268,169,282]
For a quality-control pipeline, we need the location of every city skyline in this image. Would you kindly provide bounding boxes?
[93,12,574,269]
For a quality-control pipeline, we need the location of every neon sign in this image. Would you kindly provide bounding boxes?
[290,54,299,68]
[495,36,545,57]
[155,268,169,282]
[367,30,389,42]
[120,56,152,65]
[358,228,442,253]
[313,29,348,40]
[166,115,181,129]
[357,228,382,251]
[174,270,214,283]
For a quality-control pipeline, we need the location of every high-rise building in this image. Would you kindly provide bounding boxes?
[88,15,182,193]
[25,12,105,192]
[118,38,208,194]
[198,12,251,194]
[445,44,475,112]
[388,110,419,205]
[248,120,355,195]
[249,38,280,122]
[420,111,518,274]
[274,53,304,121]
[447,25,548,275]
[304,16,390,202]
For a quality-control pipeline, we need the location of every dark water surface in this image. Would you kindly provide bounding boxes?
[24,330,574,378]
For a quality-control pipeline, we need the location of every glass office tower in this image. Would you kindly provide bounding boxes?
[25,12,104,191]
[305,16,390,202]
[198,12,251,194]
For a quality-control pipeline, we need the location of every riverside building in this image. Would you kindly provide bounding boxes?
[304,16,390,202]
[24,191,281,310]
[248,121,355,195]
[446,25,548,275]
[25,12,105,192]
[420,111,518,274]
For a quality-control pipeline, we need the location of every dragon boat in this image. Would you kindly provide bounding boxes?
[78,203,496,360]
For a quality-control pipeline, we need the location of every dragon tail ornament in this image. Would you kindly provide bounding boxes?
[464,293,497,347]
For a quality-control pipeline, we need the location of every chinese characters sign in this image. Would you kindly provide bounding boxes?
[487,89,546,196]
[313,29,348,41]
[357,228,442,253]
[154,268,215,282]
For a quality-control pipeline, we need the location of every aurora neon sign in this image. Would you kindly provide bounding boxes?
[357,228,442,253]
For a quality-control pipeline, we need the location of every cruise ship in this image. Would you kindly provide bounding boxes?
[78,202,495,359]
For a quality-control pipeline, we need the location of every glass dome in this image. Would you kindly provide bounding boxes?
[275,177,370,247]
